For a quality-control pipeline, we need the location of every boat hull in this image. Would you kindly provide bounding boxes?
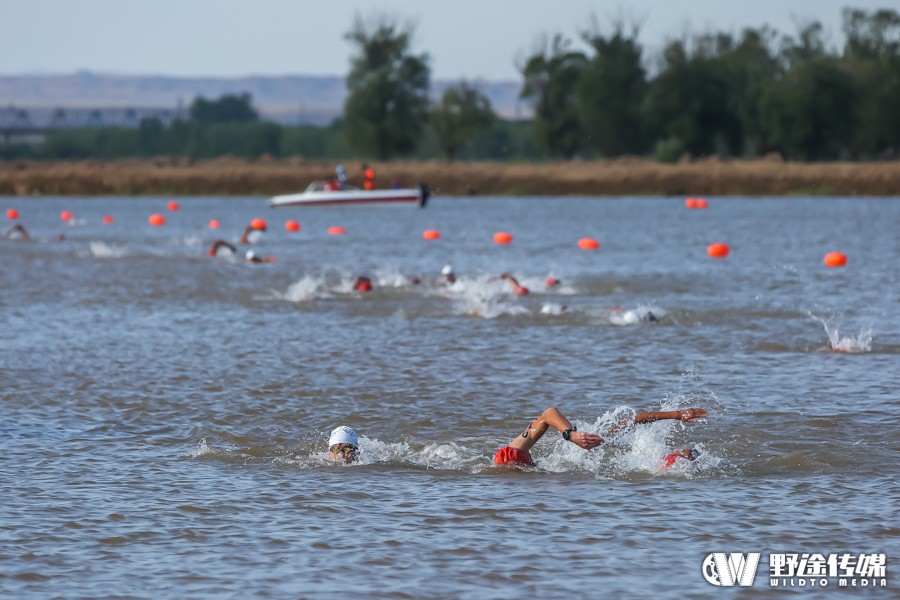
[269,186,427,208]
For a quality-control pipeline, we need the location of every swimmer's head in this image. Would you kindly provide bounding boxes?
[329,426,358,447]
[328,426,359,463]
[545,277,561,287]
[441,264,454,276]
[245,250,257,261]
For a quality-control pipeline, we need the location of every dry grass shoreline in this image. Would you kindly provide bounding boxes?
[1,157,898,197]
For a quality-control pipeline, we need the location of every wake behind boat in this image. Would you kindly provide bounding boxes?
[269,181,430,208]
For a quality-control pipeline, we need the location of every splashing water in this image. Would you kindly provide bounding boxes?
[281,274,330,302]
[809,313,872,353]
[605,304,666,326]
[89,241,128,258]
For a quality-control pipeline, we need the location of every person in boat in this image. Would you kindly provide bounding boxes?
[352,276,373,292]
[207,239,237,256]
[499,272,529,296]
[362,163,376,190]
[336,164,348,190]
[4,223,30,240]
[328,426,359,463]
[437,264,457,285]
[245,249,276,264]
[493,406,708,466]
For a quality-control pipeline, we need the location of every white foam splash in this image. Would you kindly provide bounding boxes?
[809,313,873,353]
[282,274,329,302]
[89,241,127,258]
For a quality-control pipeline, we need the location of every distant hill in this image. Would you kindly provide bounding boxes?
[0,72,529,125]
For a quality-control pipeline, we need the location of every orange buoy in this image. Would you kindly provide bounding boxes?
[148,213,166,226]
[707,242,730,258]
[422,229,441,240]
[578,237,600,250]
[208,219,220,229]
[685,198,698,209]
[493,231,513,245]
[824,251,847,268]
[327,226,347,236]
[60,210,73,222]
[695,198,709,208]
[167,200,180,211]
[250,217,267,231]
[102,215,114,225]
[285,220,300,232]
[6,208,19,220]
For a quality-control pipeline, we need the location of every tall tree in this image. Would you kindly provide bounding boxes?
[842,8,900,157]
[576,19,648,157]
[643,39,742,158]
[520,34,587,158]
[430,81,495,160]
[758,58,857,160]
[343,14,431,159]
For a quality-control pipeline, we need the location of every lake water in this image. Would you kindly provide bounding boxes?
[1,195,898,598]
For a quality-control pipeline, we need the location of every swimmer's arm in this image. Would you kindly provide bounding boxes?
[607,408,709,435]
[508,407,602,452]
[635,408,708,423]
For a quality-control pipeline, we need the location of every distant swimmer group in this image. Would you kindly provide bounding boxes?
[326,405,708,470]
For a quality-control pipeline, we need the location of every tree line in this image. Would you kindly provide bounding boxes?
[4,7,899,163]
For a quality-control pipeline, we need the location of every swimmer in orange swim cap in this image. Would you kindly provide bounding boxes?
[207,239,237,256]
[499,272,529,296]
[352,276,373,292]
[494,407,708,467]
[661,448,700,469]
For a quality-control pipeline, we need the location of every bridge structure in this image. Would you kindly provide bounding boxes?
[0,105,183,146]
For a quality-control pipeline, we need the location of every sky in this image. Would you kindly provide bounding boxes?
[4,0,894,81]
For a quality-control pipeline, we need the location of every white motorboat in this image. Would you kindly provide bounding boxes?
[268,181,430,208]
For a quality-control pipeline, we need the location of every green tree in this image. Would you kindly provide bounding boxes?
[643,39,742,158]
[189,93,259,124]
[841,8,900,157]
[576,20,648,157]
[343,14,431,159]
[430,81,496,160]
[520,34,587,158]
[758,58,857,160]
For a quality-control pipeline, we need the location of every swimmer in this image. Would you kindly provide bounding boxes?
[245,249,276,264]
[493,407,602,466]
[352,276,373,292]
[240,222,267,244]
[4,223,30,240]
[608,306,659,324]
[207,239,237,256]
[499,272,529,296]
[540,303,568,315]
[437,264,457,285]
[545,276,561,288]
[660,448,700,469]
[328,426,359,463]
[494,406,708,467]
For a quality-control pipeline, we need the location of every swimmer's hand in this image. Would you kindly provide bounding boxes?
[679,408,708,422]
[570,431,604,450]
